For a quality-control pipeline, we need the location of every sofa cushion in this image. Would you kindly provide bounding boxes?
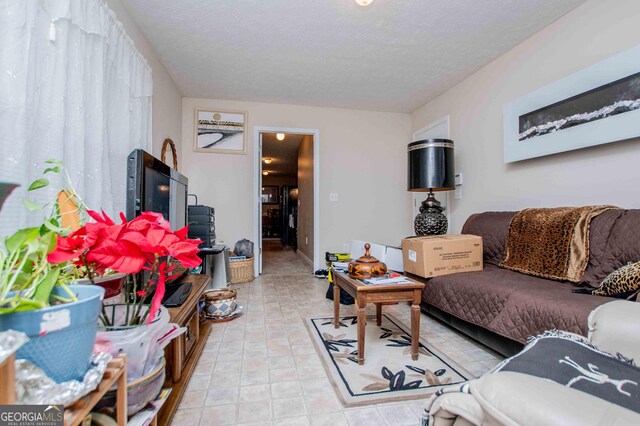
[500,206,614,283]
[592,261,640,298]
[587,210,640,284]
[460,209,632,287]
[461,211,515,266]
[423,264,611,343]
[495,334,640,413]
[580,209,625,287]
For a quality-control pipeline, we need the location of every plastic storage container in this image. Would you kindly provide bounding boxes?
[95,305,184,381]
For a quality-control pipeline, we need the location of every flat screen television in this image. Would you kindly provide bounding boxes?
[126,149,188,231]
[126,149,192,301]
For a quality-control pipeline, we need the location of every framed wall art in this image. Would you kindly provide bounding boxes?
[261,186,278,204]
[504,44,640,163]
[194,108,247,154]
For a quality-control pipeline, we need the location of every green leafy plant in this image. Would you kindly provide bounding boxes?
[0,226,75,313]
[0,160,82,313]
[22,159,88,235]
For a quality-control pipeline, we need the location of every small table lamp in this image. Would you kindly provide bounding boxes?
[407,139,455,235]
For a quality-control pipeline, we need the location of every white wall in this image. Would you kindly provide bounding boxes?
[106,0,182,159]
[297,135,314,262]
[412,0,640,232]
[182,98,413,257]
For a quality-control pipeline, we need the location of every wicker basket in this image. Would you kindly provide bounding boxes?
[229,256,254,284]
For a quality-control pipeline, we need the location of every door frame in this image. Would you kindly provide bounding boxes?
[412,115,452,229]
[253,126,321,276]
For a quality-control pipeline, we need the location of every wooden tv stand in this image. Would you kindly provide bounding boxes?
[158,274,211,426]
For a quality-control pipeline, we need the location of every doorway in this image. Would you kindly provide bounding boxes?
[253,127,320,276]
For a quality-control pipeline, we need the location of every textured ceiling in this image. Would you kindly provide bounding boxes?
[121,0,585,113]
[262,133,304,178]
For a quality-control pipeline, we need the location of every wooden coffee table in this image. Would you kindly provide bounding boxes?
[332,271,425,365]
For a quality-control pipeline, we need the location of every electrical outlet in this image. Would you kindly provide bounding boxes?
[329,192,339,202]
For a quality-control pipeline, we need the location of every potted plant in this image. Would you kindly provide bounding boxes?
[46,208,202,414]
[47,210,202,379]
[33,161,128,298]
[48,210,203,325]
[0,166,105,383]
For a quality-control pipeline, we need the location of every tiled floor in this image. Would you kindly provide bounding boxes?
[172,245,503,426]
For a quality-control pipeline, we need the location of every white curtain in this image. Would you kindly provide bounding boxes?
[0,0,152,237]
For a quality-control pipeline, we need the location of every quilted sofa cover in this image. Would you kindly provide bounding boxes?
[422,209,640,343]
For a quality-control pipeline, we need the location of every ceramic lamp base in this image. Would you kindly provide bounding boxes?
[414,192,448,235]
[414,210,448,235]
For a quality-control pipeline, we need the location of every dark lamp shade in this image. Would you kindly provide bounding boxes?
[407,139,455,191]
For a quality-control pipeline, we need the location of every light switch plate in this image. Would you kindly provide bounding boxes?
[454,187,462,200]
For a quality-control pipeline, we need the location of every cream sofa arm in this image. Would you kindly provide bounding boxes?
[588,300,640,361]
[427,391,483,426]
[471,371,639,425]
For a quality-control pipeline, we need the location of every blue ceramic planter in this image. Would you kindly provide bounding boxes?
[0,284,104,383]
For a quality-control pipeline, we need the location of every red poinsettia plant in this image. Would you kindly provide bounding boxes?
[48,210,202,325]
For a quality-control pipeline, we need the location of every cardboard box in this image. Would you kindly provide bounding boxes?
[350,240,405,272]
[383,245,404,272]
[325,252,351,263]
[402,234,483,278]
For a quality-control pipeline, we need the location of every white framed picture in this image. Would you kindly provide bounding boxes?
[504,44,640,163]
[194,108,247,154]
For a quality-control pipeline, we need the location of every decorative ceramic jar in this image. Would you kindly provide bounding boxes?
[348,243,387,279]
[203,288,238,317]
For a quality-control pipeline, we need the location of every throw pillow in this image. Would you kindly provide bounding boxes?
[592,261,640,298]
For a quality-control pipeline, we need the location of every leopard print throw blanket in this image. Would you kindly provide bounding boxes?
[500,206,615,282]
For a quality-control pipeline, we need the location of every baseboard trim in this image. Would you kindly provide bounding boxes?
[297,250,314,266]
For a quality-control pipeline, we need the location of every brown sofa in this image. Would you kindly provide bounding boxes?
[416,209,640,356]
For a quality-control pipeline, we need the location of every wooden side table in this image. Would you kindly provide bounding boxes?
[0,352,127,426]
[0,351,16,404]
[332,272,425,365]
[64,355,128,426]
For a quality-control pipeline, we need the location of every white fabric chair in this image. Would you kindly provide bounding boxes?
[424,300,640,426]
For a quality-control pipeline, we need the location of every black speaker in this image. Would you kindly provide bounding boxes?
[188,205,215,247]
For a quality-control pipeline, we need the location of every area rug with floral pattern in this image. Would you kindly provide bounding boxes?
[304,314,471,407]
